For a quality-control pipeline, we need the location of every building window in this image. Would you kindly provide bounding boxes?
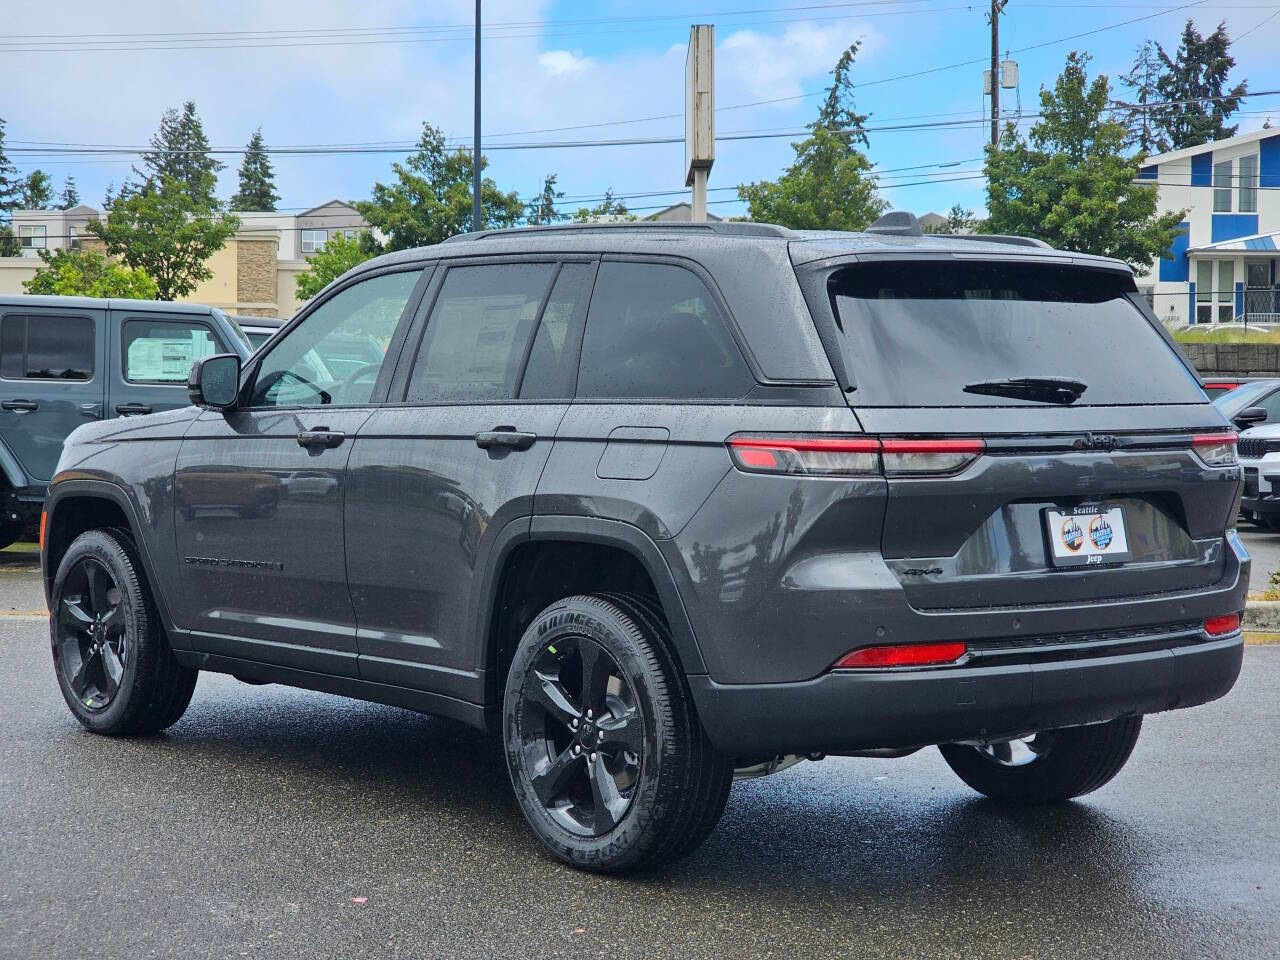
[68,226,79,250]
[1213,159,1233,212]
[1196,260,1213,303]
[301,229,327,254]
[1218,261,1235,323]
[1238,154,1258,214]
[343,229,359,239]
[18,225,46,249]
[1197,305,1213,323]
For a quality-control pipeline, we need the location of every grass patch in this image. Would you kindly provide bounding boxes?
[1173,326,1280,344]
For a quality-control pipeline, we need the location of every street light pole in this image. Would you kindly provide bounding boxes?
[473,0,482,231]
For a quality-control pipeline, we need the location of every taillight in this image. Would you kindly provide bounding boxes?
[880,438,985,476]
[834,642,968,669]
[1203,613,1240,636]
[727,436,880,476]
[1191,432,1238,468]
[726,436,984,477]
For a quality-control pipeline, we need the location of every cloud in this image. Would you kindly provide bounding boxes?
[538,50,594,76]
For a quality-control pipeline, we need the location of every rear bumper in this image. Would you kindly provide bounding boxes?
[689,633,1243,758]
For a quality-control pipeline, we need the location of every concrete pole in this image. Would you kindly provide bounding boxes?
[691,168,708,223]
[990,0,1000,147]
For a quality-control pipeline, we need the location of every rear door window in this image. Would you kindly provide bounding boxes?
[122,319,228,383]
[405,262,555,403]
[1,314,95,380]
[829,261,1204,406]
[576,261,752,400]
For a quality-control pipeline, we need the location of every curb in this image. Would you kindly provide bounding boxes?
[1244,600,1280,632]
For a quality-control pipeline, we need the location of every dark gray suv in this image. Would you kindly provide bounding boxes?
[40,217,1248,873]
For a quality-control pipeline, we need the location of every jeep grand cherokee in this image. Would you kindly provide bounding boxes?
[41,215,1247,873]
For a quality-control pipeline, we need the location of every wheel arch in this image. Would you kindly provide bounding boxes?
[42,480,174,631]
[479,515,707,714]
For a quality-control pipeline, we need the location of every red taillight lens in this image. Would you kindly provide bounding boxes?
[726,436,984,477]
[834,642,968,669]
[727,436,880,476]
[1203,613,1241,636]
[880,437,985,476]
[1191,432,1238,468]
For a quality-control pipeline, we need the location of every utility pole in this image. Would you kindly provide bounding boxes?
[989,0,1008,147]
[472,0,482,231]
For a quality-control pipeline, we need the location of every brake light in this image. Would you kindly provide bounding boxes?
[726,436,984,477]
[1203,613,1240,636]
[880,438,985,476]
[727,436,880,476]
[834,642,967,669]
[1191,432,1238,468]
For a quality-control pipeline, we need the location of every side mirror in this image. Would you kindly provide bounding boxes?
[1234,406,1267,430]
[188,354,241,410]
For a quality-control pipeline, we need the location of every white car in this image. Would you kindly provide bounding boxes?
[1238,422,1280,528]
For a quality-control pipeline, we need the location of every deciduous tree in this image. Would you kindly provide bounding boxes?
[357,123,524,250]
[295,231,379,300]
[737,42,885,230]
[23,248,158,298]
[982,52,1185,271]
[87,176,239,300]
[572,187,629,222]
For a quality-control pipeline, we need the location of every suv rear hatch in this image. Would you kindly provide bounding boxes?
[795,252,1239,611]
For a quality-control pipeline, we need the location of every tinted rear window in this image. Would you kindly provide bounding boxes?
[830,262,1204,406]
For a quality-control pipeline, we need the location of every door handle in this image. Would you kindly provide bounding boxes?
[1,399,38,412]
[78,402,103,419]
[475,427,537,451]
[297,429,346,449]
[115,402,153,416]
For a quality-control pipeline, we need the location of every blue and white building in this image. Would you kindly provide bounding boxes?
[1136,127,1280,325]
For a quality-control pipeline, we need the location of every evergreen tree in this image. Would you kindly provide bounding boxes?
[229,128,280,212]
[20,170,53,209]
[134,101,224,207]
[58,176,80,210]
[572,187,629,222]
[737,42,885,230]
[983,52,1185,271]
[526,173,567,224]
[1119,39,1162,154]
[1152,20,1248,151]
[0,118,23,214]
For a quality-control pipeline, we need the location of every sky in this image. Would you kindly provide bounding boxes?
[3,0,1279,224]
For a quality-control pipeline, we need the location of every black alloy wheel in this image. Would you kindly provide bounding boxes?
[517,635,643,836]
[54,557,127,711]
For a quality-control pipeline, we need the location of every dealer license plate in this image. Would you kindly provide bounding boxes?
[1044,505,1131,567]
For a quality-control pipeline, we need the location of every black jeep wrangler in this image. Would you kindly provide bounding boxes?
[42,217,1247,873]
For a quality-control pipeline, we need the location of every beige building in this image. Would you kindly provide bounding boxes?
[0,200,374,319]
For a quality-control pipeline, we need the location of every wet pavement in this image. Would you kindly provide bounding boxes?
[1240,526,1280,586]
[1,605,1277,960]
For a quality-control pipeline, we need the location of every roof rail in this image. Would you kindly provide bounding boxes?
[940,233,1052,249]
[442,221,796,243]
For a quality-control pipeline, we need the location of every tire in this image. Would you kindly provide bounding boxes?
[938,716,1142,805]
[50,528,198,736]
[503,593,733,873]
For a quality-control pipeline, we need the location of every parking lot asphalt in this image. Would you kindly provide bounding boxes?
[2,589,1278,960]
[1240,526,1280,586]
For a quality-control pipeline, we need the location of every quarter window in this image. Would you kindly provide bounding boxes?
[251,269,422,407]
[406,263,554,403]
[122,319,226,383]
[575,261,752,400]
[519,263,594,400]
[1,314,94,380]
[301,229,327,254]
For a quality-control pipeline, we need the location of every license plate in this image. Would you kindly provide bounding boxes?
[1044,505,1131,567]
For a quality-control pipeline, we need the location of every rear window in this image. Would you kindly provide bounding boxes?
[829,262,1204,406]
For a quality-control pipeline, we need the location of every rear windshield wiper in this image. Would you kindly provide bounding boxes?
[962,376,1087,405]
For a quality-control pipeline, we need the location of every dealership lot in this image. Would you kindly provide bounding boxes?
[1,552,1276,959]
